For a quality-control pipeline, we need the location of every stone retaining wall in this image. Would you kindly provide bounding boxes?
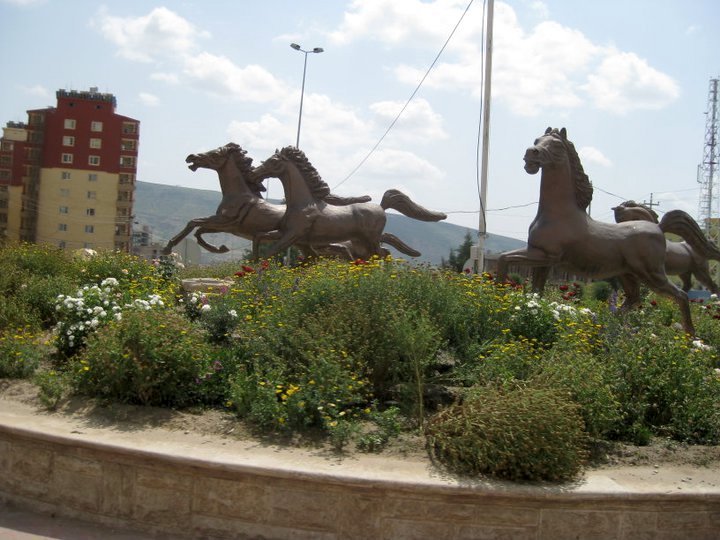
[1,423,718,539]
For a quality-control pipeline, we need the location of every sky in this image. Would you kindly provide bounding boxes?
[1,0,719,244]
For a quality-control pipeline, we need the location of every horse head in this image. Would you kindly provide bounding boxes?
[526,127,593,210]
[524,127,568,174]
[186,142,246,172]
[252,147,331,200]
[612,200,659,224]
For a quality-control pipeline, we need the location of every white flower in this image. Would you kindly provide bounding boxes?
[200,304,212,313]
[228,309,238,318]
[692,339,713,352]
[114,313,122,322]
[710,294,718,301]
[101,277,119,288]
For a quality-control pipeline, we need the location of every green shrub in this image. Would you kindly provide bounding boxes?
[587,281,613,302]
[604,326,720,443]
[34,369,70,410]
[72,309,218,407]
[533,350,621,438]
[426,385,588,482]
[0,327,47,378]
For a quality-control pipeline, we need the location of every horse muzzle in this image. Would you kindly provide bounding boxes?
[186,155,200,171]
[523,148,541,174]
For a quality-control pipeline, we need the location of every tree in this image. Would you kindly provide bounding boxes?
[442,231,475,273]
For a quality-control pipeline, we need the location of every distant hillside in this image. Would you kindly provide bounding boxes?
[134,181,525,265]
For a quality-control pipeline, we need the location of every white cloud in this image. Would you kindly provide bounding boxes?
[578,146,612,168]
[91,7,208,63]
[21,84,50,99]
[583,51,680,114]
[182,53,287,103]
[138,92,159,107]
[328,0,679,117]
[527,1,549,20]
[150,72,180,85]
[369,98,448,143]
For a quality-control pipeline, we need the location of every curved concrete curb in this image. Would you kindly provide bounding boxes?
[1,400,718,539]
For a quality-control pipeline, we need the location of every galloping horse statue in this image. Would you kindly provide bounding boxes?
[613,200,720,295]
[249,146,447,260]
[497,127,718,335]
[162,143,439,260]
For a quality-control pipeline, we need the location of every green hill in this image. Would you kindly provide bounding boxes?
[134,181,525,265]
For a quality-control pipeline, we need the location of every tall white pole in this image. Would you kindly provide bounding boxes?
[477,0,494,274]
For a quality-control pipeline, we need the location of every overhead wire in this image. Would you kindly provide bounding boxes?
[332,0,476,190]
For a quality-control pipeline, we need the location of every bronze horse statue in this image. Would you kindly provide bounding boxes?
[613,200,720,295]
[249,146,447,260]
[162,143,434,260]
[498,127,719,335]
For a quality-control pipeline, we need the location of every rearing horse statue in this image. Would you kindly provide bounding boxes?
[250,146,447,260]
[498,127,717,335]
[613,200,720,295]
[162,143,436,260]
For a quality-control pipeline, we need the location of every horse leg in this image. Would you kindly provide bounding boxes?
[617,274,641,311]
[642,273,695,335]
[252,230,283,260]
[163,219,204,255]
[691,264,720,295]
[678,271,692,292]
[497,247,557,284]
[531,266,550,293]
[194,228,229,253]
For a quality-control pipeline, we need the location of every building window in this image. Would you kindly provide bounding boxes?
[122,122,138,134]
[64,119,76,129]
[0,170,9,180]
[62,136,75,147]
[86,208,95,216]
[121,139,136,151]
[59,206,69,214]
[120,156,136,168]
[85,225,94,234]
[90,121,103,132]
[0,141,12,152]
[58,223,67,231]
[88,173,97,182]
[83,242,93,249]
[119,173,134,184]
[88,155,100,166]
[60,188,70,197]
[90,138,102,149]
[61,171,71,180]
[87,191,96,199]
[59,241,66,249]
[61,153,73,164]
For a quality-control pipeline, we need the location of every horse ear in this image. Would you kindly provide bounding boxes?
[545,127,552,134]
[560,127,567,139]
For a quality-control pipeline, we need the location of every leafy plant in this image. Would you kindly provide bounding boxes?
[72,309,219,407]
[426,385,588,482]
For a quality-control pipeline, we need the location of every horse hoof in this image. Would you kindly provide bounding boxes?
[219,245,229,253]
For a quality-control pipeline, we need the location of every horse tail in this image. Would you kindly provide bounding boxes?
[324,193,372,206]
[659,210,720,261]
[380,189,447,222]
[380,233,421,257]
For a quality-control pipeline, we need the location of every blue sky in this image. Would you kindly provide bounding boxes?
[1,0,718,242]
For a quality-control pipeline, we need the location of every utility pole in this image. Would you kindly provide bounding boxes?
[642,193,661,212]
[697,77,719,282]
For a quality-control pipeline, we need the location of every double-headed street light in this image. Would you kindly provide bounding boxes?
[290,43,323,148]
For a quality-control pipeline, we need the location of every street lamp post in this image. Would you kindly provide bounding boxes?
[290,43,323,148]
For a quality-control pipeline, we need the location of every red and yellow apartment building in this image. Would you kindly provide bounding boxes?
[0,88,139,251]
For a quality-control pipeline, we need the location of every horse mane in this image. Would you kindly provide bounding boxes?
[278,146,331,199]
[549,128,593,211]
[225,143,266,197]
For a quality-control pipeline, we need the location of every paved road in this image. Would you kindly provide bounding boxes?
[0,505,157,540]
